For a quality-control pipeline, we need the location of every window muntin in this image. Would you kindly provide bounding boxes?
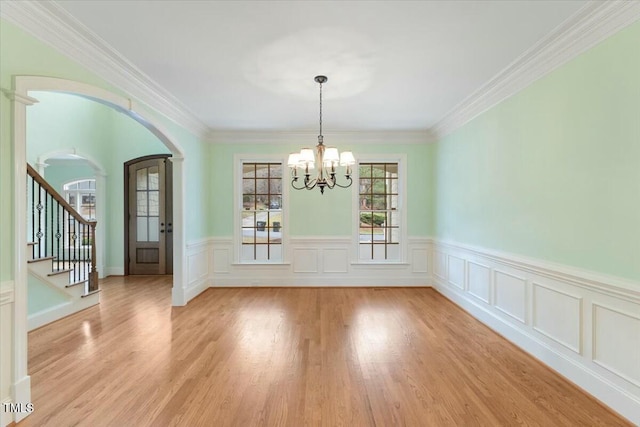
[358,162,400,261]
[240,162,283,262]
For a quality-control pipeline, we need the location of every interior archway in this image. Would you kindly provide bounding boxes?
[8,76,190,417]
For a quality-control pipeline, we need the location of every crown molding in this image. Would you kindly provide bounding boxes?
[0,0,209,138]
[207,129,436,145]
[432,0,640,140]
[2,1,638,143]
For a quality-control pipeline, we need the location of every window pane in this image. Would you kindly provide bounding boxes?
[269,164,282,178]
[148,191,159,216]
[148,166,159,190]
[137,192,147,216]
[269,178,282,194]
[269,196,281,210]
[372,195,386,209]
[243,164,255,177]
[148,217,160,242]
[255,178,269,194]
[243,195,255,210]
[137,168,147,190]
[242,178,255,194]
[242,211,256,227]
[255,164,270,178]
[136,217,148,242]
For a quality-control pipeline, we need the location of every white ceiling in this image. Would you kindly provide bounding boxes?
[54,0,587,132]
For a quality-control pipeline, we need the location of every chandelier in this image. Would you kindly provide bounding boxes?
[288,76,355,194]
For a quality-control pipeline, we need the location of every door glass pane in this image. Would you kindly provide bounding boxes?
[137,168,147,190]
[137,192,148,216]
[148,191,159,216]
[148,166,159,190]
[137,217,148,241]
[148,217,159,242]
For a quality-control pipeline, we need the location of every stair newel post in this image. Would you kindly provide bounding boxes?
[89,221,98,292]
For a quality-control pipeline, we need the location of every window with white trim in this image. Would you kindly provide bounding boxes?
[63,179,96,247]
[239,162,283,262]
[357,162,402,261]
[64,179,96,220]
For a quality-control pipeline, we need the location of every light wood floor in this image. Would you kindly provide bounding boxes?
[19,276,629,426]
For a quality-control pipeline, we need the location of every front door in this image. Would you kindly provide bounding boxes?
[126,155,173,274]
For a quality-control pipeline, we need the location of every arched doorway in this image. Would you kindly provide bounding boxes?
[7,76,190,418]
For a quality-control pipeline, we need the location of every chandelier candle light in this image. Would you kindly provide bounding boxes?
[288,76,355,194]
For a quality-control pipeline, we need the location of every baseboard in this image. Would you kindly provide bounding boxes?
[27,293,99,331]
[1,397,13,427]
[185,277,211,302]
[10,376,31,423]
[430,239,640,424]
[104,267,124,276]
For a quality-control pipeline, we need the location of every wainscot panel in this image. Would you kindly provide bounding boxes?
[208,236,431,287]
[431,239,640,424]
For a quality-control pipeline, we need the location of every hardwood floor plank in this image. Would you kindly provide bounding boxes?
[17,277,631,426]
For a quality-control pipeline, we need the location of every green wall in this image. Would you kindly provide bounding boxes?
[42,162,96,195]
[434,22,640,282]
[0,18,211,281]
[210,142,435,238]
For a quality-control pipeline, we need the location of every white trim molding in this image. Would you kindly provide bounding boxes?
[0,0,209,138]
[432,0,640,139]
[430,238,640,424]
[209,130,436,145]
[209,235,431,287]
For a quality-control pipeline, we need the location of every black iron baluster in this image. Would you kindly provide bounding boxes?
[31,176,35,258]
[56,201,61,270]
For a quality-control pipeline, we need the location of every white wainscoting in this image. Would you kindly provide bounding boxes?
[206,236,430,287]
[430,240,640,424]
[185,238,214,302]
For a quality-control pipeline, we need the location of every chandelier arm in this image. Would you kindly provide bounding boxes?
[291,177,317,190]
[330,176,353,189]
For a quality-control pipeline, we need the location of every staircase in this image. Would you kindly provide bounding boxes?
[26,163,100,330]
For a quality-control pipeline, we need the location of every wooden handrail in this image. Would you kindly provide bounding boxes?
[27,163,96,227]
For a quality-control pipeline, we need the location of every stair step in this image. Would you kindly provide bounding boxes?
[28,256,55,264]
[66,279,89,288]
[48,268,73,277]
[82,289,101,298]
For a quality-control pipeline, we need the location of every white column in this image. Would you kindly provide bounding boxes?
[95,172,107,279]
[168,156,187,306]
[3,88,39,422]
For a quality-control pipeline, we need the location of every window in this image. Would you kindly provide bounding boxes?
[64,179,96,220]
[358,162,402,261]
[63,179,96,246]
[239,162,283,262]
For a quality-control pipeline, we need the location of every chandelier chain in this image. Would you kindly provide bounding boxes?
[318,80,323,140]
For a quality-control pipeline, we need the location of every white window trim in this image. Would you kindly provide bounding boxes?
[233,154,290,264]
[63,177,97,220]
[351,153,408,264]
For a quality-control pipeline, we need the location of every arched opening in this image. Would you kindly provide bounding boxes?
[8,76,189,417]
